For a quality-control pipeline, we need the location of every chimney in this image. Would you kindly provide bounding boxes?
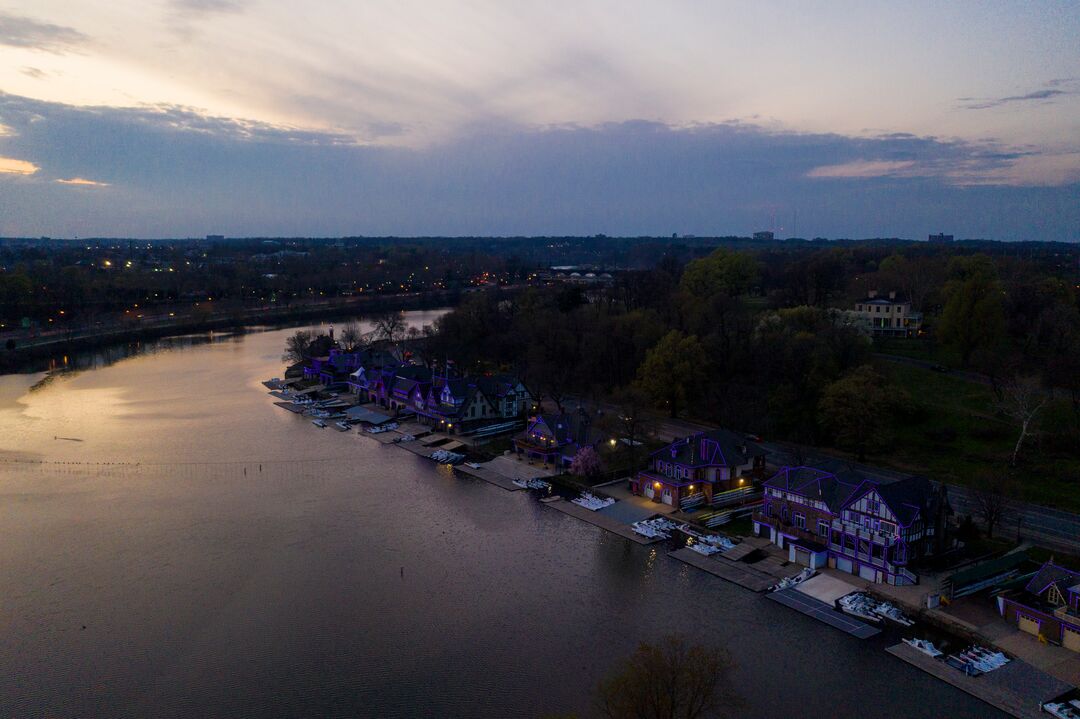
[868,290,878,299]
[889,291,896,300]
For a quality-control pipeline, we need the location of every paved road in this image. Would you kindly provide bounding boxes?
[559,396,1080,554]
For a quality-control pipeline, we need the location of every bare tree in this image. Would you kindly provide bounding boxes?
[372,311,406,344]
[281,330,312,363]
[996,376,1048,466]
[339,321,364,350]
[970,470,1017,539]
[597,635,738,719]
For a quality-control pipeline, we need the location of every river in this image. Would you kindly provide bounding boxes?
[0,311,999,718]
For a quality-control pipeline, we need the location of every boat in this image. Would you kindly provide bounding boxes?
[631,516,678,539]
[688,541,721,555]
[944,654,982,676]
[958,645,1009,671]
[836,592,883,624]
[571,493,615,511]
[335,421,351,431]
[430,449,465,464]
[902,638,943,658]
[465,462,483,469]
[512,477,551,490]
[770,567,816,592]
[511,477,553,491]
[1042,703,1080,719]
[873,601,915,627]
[311,419,327,428]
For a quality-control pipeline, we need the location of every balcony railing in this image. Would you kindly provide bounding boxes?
[830,519,898,546]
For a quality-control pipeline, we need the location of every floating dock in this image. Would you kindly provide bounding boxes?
[887,642,1073,719]
[670,546,777,593]
[453,463,524,492]
[767,586,881,638]
[541,498,663,545]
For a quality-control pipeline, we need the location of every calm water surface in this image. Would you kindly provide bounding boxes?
[0,313,1000,718]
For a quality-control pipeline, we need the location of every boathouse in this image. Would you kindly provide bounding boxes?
[997,562,1080,652]
[629,429,766,508]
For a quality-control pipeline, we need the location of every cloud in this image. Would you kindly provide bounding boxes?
[0,92,1076,241]
[962,88,1071,110]
[807,160,918,179]
[167,0,249,40]
[0,12,87,54]
[20,66,48,80]
[169,0,248,14]
[0,156,39,175]
[56,177,109,187]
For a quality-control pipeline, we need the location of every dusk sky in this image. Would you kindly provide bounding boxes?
[0,1,1078,240]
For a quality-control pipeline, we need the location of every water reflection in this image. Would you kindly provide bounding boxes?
[0,309,999,719]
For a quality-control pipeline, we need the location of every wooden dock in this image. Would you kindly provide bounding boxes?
[767,587,881,638]
[273,401,306,414]
[453,463,524,492]
[542,498,662,545]
[670,547,777,593]
[886,642,1073,719]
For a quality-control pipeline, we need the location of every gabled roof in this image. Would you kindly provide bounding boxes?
[528,412,597,448]
[870,475,937,526]
[653,429,765,468]
[475,374,521,399]
[764,466,863,511]
[1025,562,1080,597]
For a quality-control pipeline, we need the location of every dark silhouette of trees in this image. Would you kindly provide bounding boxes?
[971,470,1018,539]
[636,331,708,418]
[282,330,313,363]
[597,635,738,719]
[938,255,1006,368]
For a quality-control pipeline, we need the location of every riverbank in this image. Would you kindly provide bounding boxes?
[0,288,497,372]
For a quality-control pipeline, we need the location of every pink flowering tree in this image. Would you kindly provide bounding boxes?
[570,446,605,478]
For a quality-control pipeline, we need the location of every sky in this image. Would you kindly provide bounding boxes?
[0,1,1078,240]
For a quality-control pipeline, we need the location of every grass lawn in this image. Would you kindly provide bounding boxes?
[865,362,1080,512]
[873,336,960,367]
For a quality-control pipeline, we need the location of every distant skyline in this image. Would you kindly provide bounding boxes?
[0,1,1078,240]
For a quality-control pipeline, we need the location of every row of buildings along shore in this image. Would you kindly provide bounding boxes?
[287,327,1079,658]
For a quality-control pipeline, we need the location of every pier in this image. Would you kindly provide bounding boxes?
[887,641,1073,719]
[541,498,664,545]
[767,587,881,638]
[669,546,777,593]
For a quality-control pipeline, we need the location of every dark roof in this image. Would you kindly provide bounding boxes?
[475,374,521,399]
[1025,562,1080,596]
[530,411,598,448]
[948,552,1030,589]
[654,429,765,468]
[764,466,864,512]
[871,475,937,526]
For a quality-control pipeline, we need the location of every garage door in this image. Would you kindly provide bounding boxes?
[794,548,811,567]
[662,490,673,505]
[859,564,877,581]
[1063,625,1080,652]
[644,486,654,499]
[1018,614,1040,637]
[837,557,853,574]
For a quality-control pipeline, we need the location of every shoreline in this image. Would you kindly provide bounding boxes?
[278,385,1079,717]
